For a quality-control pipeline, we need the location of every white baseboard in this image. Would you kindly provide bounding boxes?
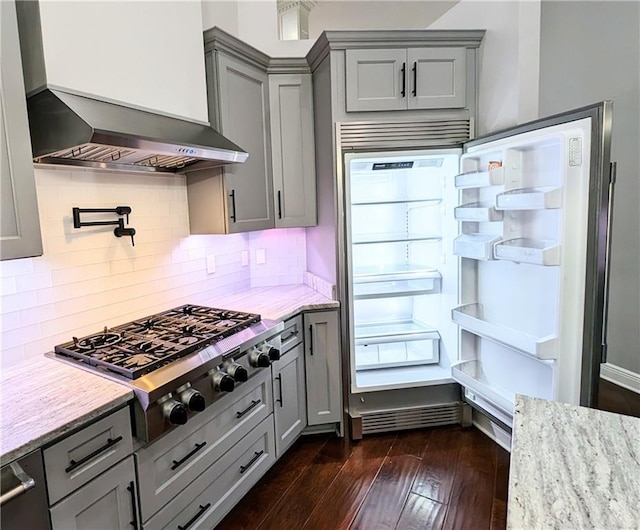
[600,363,640,394]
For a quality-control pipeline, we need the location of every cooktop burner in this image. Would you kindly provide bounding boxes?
[54,304,261,380]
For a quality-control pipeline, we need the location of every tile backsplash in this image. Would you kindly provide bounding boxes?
[0,167,307,368]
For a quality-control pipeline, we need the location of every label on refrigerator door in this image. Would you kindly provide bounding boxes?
[569,137,583,166]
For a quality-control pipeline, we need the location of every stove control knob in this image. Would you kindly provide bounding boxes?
[211,371,235,393]
[177,386,206,412]
[226,362,249,383]
[264,344,281,362]
[159,397,188,426]
[248,347,270,368]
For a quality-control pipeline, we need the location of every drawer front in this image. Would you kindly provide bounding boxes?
[137,368,273,522]
[44,407,133,505]
[281,314,303,352]
[50,456,136,530]
[143,416,276,530]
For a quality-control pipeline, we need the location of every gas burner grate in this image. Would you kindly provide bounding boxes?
[54,304,262,379]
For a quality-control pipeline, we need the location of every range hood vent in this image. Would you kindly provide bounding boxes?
[26,88,248,173]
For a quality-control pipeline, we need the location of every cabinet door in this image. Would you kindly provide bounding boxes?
[0,0,42,260]
[272,342,306,456]
[407,47,467,109]
[269,73,317,228]
[304,311,341,425]
[50,456,138,530]
[345,49,408,112]
[216,53,274,233]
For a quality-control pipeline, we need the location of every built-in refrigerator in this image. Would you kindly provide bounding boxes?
[342,102,614,439]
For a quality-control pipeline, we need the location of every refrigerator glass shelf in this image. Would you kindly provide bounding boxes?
[352,233,442,245]
[451,360,514,415]
[454,202,504,222]
[353,278,439,299]
[355,320,439,343]
[454,166,504,188]
[494,238,561,266]
[451,303,558,359]
[453,233,502,260]
[351,198,442,207]
[495,187,562,210]
[355,339,439,370]
[353,264,440,283]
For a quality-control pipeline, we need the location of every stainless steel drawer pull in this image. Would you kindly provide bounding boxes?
[0,463,36,506]
[239,450,264,474]
[276,374,283,407]
[282,329,299,343]
[236,399,261,418]
[127,481,138,529]
[65,435,123,473]
[177,502,211,530]
[171,442,207,471]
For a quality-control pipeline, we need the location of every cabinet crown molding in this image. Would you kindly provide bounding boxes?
[204,26,271,70]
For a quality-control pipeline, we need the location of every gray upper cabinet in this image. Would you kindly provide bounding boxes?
[1,0,42,260]
[188,28,316,234]
[269,73,317,228]
[345,46,467,112]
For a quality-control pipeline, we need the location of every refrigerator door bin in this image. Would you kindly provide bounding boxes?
[451,360,514,415]
[495,187,562,210]
[453,234,502,260]
[454,166,504,188]
[454,202,504,222]
[355,337,440,370]
[451,303,557,359]
[494,238,561,266]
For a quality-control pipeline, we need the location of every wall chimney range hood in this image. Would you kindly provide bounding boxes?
[26,88,248,173]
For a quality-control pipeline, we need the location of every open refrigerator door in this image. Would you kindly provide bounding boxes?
[451,102,613,428]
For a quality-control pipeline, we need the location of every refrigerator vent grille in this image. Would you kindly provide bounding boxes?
[361,403,461,434]
[339,119,472,150]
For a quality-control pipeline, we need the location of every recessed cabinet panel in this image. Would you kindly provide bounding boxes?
[408,47,466,109]
[1,0,42,260]
[269,74,317,227]
[216,53,274,233]
[346,49,407,112]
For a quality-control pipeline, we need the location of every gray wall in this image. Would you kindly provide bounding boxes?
[539,0,640,375]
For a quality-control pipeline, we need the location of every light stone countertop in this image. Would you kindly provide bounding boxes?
[507,395,640,529]
[0,357,133,464]
[205,284,339,322]
[1,284,337,465]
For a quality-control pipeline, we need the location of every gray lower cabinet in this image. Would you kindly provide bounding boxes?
[0,0,42,260]
[269,73,317,228]
[49,456,137,530]
[345,47,467,112]
[272,342,307,456]
[304,310,342,426]
[142,416,276,530]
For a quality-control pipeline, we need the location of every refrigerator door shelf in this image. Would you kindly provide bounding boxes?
[453,233,502,260]
[454,166,504,188]
[451,360,514,416]
[494,238,561,266]
[451,303,558,359]
[454,202,504,222]
[352,233,441,245]
[495,187,562,210]
[355,339,439,370]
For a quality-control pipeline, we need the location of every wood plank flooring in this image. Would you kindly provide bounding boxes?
[217,380,639,530]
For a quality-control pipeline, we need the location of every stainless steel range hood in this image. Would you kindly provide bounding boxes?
[26,88,248,173]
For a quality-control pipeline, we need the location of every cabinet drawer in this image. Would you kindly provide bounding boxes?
[50,456,136,530]
[44,407,133,505]
[281,314,303,352]
[137,368,273,522]
[143,416,276,530]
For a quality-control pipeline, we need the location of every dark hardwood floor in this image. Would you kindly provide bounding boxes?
[217,380,639,530]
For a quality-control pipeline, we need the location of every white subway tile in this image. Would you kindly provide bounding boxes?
[1,277,17,296]
[15,272,53,292]
[0,259,34,278]
[1,347,26,369]
[1,291,38,314]
[1,311,21,332]
[2,324,42,350]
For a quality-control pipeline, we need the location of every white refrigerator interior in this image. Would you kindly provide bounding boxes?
[345,116,594,428]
